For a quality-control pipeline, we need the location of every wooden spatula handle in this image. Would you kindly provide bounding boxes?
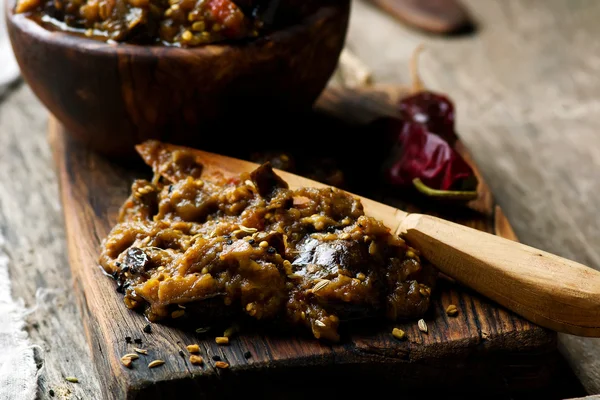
[397,214,600,337]
[367,0,473,34]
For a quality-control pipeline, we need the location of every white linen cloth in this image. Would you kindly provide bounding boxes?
[0,3,35,399]
[0,212,37,396]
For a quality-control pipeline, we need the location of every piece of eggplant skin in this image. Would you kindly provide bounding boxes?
[250,162,289,199]
[292,237,374,279]
[292,237,383,320]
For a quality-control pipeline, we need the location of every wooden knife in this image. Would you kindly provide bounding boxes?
[169,144,600,338]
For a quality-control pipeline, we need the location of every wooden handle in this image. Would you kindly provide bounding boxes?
[366,0,473,34]
[397,214,600,337]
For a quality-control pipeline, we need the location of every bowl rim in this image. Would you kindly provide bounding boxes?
[5,0,348,57]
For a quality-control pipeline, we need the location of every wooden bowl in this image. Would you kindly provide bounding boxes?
[6,0,350,156]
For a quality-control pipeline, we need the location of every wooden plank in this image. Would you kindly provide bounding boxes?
[49,86,558,399]
[1,1,599,397]
[347,1,600,392]
[0,84,104,400]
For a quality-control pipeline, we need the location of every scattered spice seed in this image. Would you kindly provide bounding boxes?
[248,239,255,245]
[418,319,428,333]
[418,284,431,296]
[65,377,79,383]
[49,389,55,397]
[212,355,221,361]
[195,327,210,334]
[189,355,204,365]
[181,30,192,41]
[244,351,252,359]
[171,310,185,318]
[121,357,133,368]
[259,241,269,248]
[239,225,257,233]
[148,360,165,368]
[215,361,229,369]
[178,350,185,358]
[392,328,406,340]
[446,304,459,317]
[143,324,152,333]
[125,336,132,344]
[134,348,148,355]
[215,337,229,345]
[315,320,326,327]
[186,344,200,353]
[122,353,139,360]
[134,338,142,344]
[223,325,238,338]
[312,280,330,293]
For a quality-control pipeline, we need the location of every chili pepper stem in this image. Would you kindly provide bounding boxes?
[412,178,478,201]
[410,44,426,94]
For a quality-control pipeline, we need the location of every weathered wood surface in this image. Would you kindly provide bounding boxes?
[48,84,570,399]
[0,86,102,399]
[0,0,599,398]
[345,0,600,394]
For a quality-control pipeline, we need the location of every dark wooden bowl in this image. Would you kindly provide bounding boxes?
[6,0,350,156]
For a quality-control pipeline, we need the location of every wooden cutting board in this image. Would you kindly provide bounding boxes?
[49,86,557,400]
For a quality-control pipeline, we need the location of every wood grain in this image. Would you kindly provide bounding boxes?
[398,213,600,337]
[6,0,350,156]
[0,85,102,400]
[348,1,600,393]
[49,86,561,399]
[2,1,600,398]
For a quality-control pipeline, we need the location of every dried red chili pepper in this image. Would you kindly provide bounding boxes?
[399,44,458,144]
[399,91,457,145]
[378,117,477,199]
[377,45,478,201]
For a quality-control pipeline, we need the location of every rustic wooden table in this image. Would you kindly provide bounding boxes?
[1,0,599,398]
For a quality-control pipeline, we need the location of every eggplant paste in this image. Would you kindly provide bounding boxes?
[99,140,436,341]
